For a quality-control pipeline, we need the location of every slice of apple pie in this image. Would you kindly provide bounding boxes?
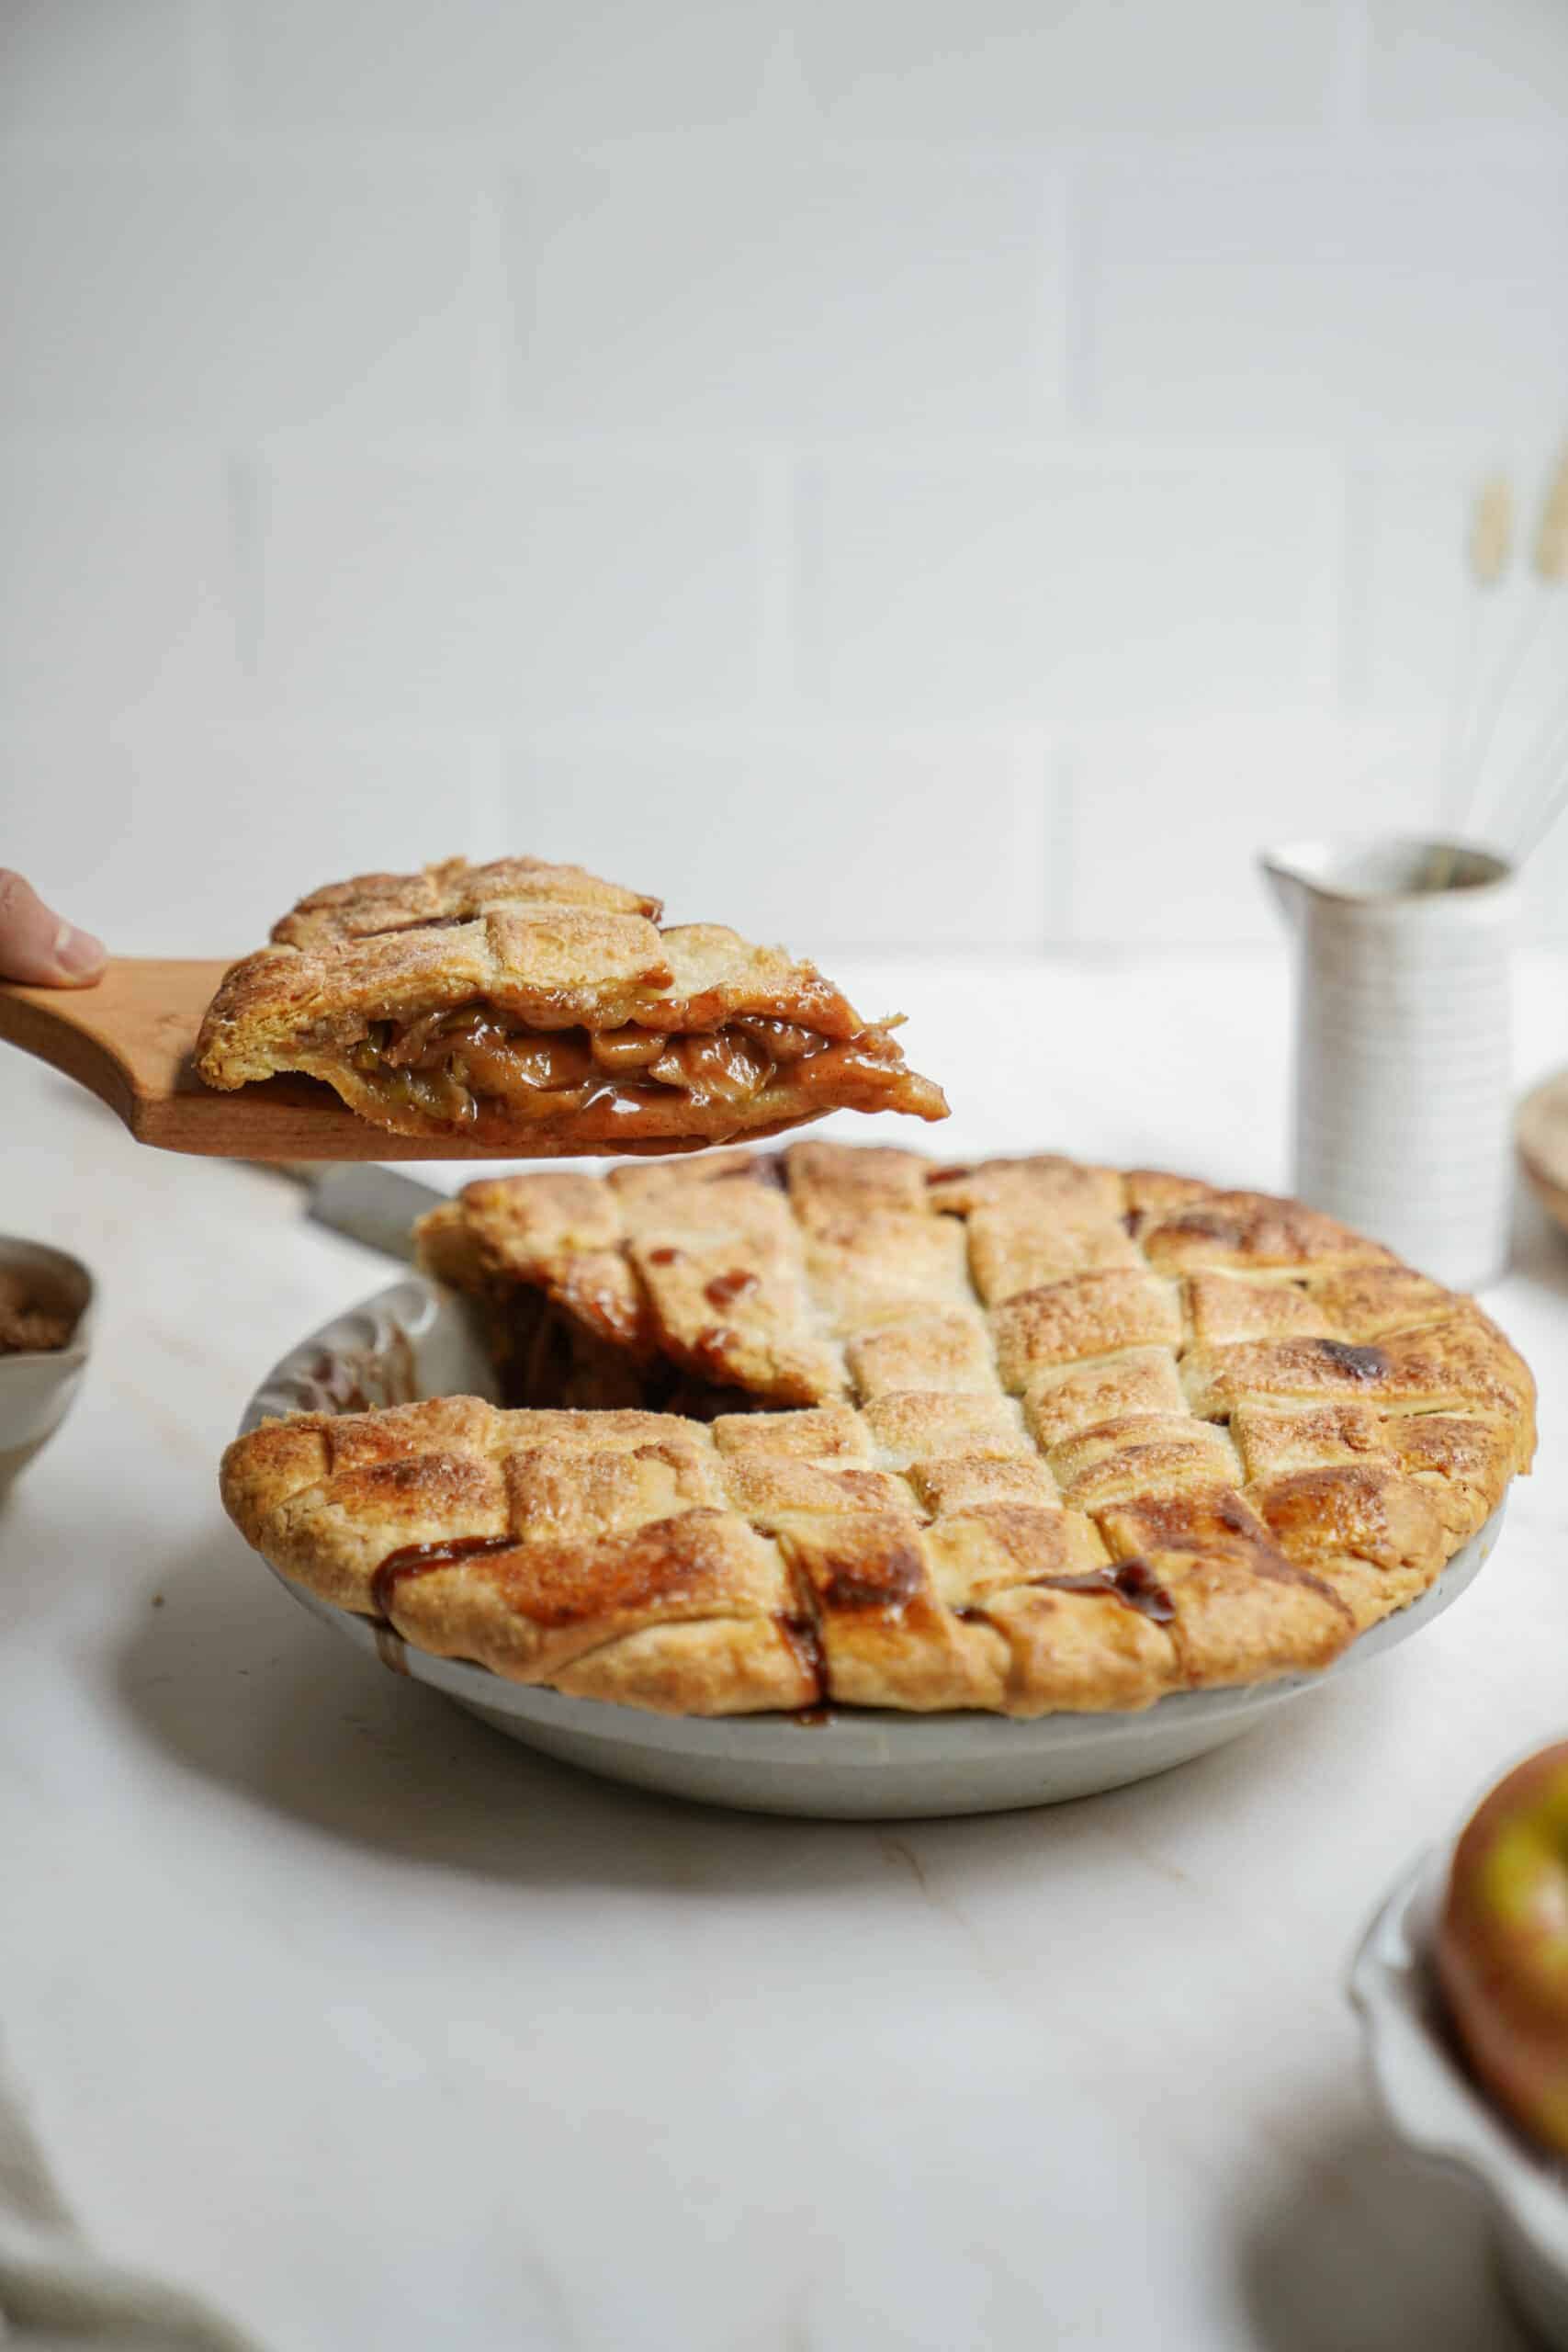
[195,855,949,1150]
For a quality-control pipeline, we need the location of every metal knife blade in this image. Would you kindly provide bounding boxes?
[276,1164,451,1261]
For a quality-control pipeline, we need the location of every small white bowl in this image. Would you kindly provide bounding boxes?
[1351,1843,1568,2346]
[0,1237,94,1496]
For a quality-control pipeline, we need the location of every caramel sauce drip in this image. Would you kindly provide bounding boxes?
[692,1325,741,1374]
[374,1623,412,1675]
[819,1541,925,1613]
[370,1532,516,1622]
[775,1611,829,1702]
[1031,1559,1177,1624]
[704,1269,759,1309]
[720,1155,788,1191]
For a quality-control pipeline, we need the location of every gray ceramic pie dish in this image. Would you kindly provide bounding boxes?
[0,1236,95,1497]
[236,1274,1508,1819]
[1351,1841,1568,2346]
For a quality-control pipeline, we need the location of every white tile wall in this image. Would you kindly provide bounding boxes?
[1343,462,1479,716]
[793,0,1341,134]
[1369,0,1568,128]
[510,151,1068,437]
[0,164,486,432]
[226,0,782,144]
[797,452,1338,722]
[0,2,194,137]
[255,453,769,721]
[1,0,1567,952]
[502,729,1056,950]
[1082,146,1568,439]
[0,445,239,719]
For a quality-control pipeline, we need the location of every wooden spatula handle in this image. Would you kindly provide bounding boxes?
[0,971,145,1124]
[0,957,477,1159]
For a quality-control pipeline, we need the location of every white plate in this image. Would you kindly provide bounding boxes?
[241,1276,1506,1821]
[1351,1842,1568,2347]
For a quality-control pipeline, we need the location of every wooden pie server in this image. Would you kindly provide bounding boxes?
[0,957,507,1161]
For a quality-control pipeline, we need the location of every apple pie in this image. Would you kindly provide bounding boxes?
[195,855,947,1149]
[220,1144,1536,1718]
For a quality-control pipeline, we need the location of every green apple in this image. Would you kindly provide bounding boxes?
[1437,1740,1568,2156]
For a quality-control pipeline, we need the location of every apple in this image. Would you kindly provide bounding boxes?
[1437,1740,1568,2157]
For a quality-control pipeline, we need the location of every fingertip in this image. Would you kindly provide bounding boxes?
[52,923,107,985]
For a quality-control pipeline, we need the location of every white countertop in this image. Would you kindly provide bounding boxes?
[5,947,1567,2352]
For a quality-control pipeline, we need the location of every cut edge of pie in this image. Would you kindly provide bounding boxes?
[195,855,949,1147]
[219,1142,1536,1720]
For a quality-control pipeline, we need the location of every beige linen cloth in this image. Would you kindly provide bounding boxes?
[0,2047,261,2348]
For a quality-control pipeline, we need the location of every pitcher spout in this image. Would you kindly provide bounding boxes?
[1258,844,1310,931]
[1259,834,1514,920]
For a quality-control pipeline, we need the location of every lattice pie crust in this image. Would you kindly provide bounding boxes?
[221,1144,1535,1718]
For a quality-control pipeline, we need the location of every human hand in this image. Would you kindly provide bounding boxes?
[0,871,106,987]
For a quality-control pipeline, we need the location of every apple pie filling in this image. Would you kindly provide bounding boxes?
[343,1002,916,1130]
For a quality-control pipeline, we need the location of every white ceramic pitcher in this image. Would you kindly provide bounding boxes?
[1261,837,1516,1291]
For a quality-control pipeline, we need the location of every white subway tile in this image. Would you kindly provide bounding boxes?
[511,152,1066,436]
[1063,719,1438,944]
[226,0,778,140]
[1523,801,1568,939]
[1343,461,1475,717]
[501,729,1054,948]
[0,725,496,955]
[1370,0,1568,127]
[0,444,238,722]
[255,455,767,723]
[0,732,197,953]
[794,0,1337,132]
[0,164,483,431]
[0,0,193,134]
[798,455,1337,724]
[1084,148,1568,437]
